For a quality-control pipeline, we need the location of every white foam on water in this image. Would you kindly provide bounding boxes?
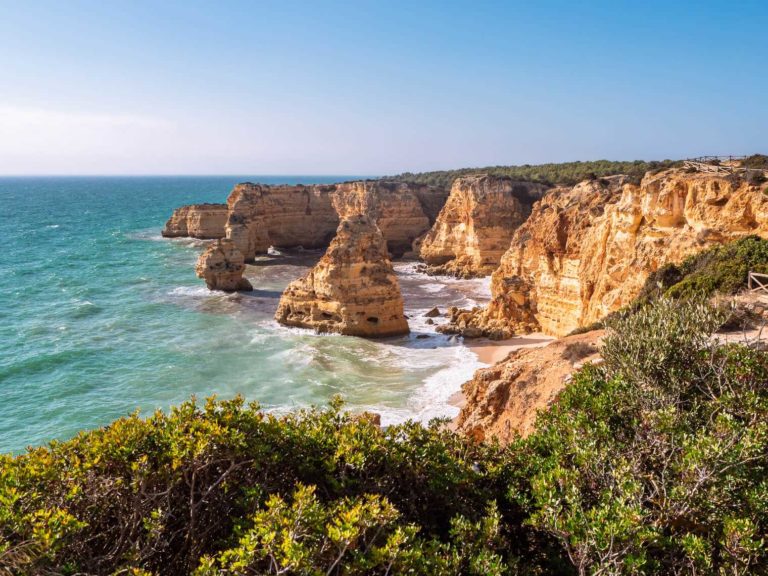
[46,224,61,229]
[377,344,483,426]
[420,282,448,293]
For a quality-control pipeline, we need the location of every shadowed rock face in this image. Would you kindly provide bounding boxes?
[445,169,768,338]
[417,175,548,278]
[274,215,409,338]
[195,239,253,292]
[162,204,228,239]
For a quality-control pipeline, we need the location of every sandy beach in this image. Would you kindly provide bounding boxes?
[447,333,556,413]
[467,333,554,365]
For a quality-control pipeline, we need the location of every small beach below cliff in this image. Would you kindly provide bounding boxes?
[467,333,554,365]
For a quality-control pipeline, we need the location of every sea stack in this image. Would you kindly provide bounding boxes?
[195,239,253,292]
[275,215,409,337]
[417,175,547,278]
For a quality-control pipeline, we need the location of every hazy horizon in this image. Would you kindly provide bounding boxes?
[1,0,766,176]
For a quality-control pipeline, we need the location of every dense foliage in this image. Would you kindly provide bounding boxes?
[2,300,767,575]
[389,159,680,188]
[638,235,768,301]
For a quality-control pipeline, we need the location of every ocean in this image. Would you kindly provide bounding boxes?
[0,176,489,454]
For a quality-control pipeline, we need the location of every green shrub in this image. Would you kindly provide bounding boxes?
[0,397,552,575]
[640,236,768,301]
[389,159,681,189]
[514,299,768,574]
[2,300,767,575]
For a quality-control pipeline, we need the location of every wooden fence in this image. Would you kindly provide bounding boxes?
[748,272,768,295]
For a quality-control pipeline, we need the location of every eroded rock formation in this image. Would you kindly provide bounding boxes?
[418,175,548,277]
[195,239,253,292]
[162,204,228,239]
[456,331,603,443]
[226,184,340,261]
[331,181,439,257]
[219,181,447,261]
[445,169,768,338]
[274,215,409,337]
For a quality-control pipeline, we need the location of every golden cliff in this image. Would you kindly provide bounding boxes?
[448,169,768,338]
[195,239,253,292]
[274,215,409,337]
[211,181,447,261]
[418,175,548,277]
[331,181,442,257]
[162,204,228,239]
[456,331,603,442]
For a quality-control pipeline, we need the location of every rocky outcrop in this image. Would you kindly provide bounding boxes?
[226,184,340,261]
[456,331,603,443]
[274,215,409,337]
[331,181,438,257]
[418,175,548,277]
[162,204,228,239]
[445,169,768,338]
[195,239,253,292]
[222,181,447,261]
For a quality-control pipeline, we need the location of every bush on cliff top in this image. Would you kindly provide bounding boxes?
[638,235,768,301]
[390,159,680,188]
[2,300,768,575]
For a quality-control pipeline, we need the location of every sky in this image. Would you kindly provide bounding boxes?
[0,0,766,175]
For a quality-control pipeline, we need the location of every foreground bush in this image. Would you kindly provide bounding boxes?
[2,299,767,575]
[514,300,768,575]
[0,397,563,575]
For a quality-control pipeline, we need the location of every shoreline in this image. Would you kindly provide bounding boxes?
[466,332,554,365]
[447,333,555,412]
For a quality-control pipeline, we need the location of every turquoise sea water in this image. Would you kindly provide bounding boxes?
[0,177,489,454]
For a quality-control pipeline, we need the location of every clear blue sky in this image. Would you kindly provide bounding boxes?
[0,0,765,175]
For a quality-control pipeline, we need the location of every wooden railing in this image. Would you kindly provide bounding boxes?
[682,156,750,175]
[748,272,768,294]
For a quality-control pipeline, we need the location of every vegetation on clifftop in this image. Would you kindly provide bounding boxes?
[2,300,767,575]
[389,159,680,188]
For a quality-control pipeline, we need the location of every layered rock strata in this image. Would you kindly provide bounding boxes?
[445,170,768,338]
[162,204,228,239]
[274,215,409,337]
[226,184,340,261]
[418,175,548,277]
[195,239,253,292]
[456,330,603,443]
[331,181,437,257]
[222,181,446,261]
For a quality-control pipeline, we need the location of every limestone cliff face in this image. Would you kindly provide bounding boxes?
[223,181,445,261]
[274,215,409,337]
[331,181,436,257]
[195,239,253,292]
[457,331,603,442]
[226,184,340,261]
[451,169,768,338]
[162,204,228,239]
[418,175,548,277]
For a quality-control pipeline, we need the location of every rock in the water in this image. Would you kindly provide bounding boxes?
[424,306,441,317]
[162,204,228,239]
[418,175,548,278]
[275,215,409,337]
[195,239,253,292]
